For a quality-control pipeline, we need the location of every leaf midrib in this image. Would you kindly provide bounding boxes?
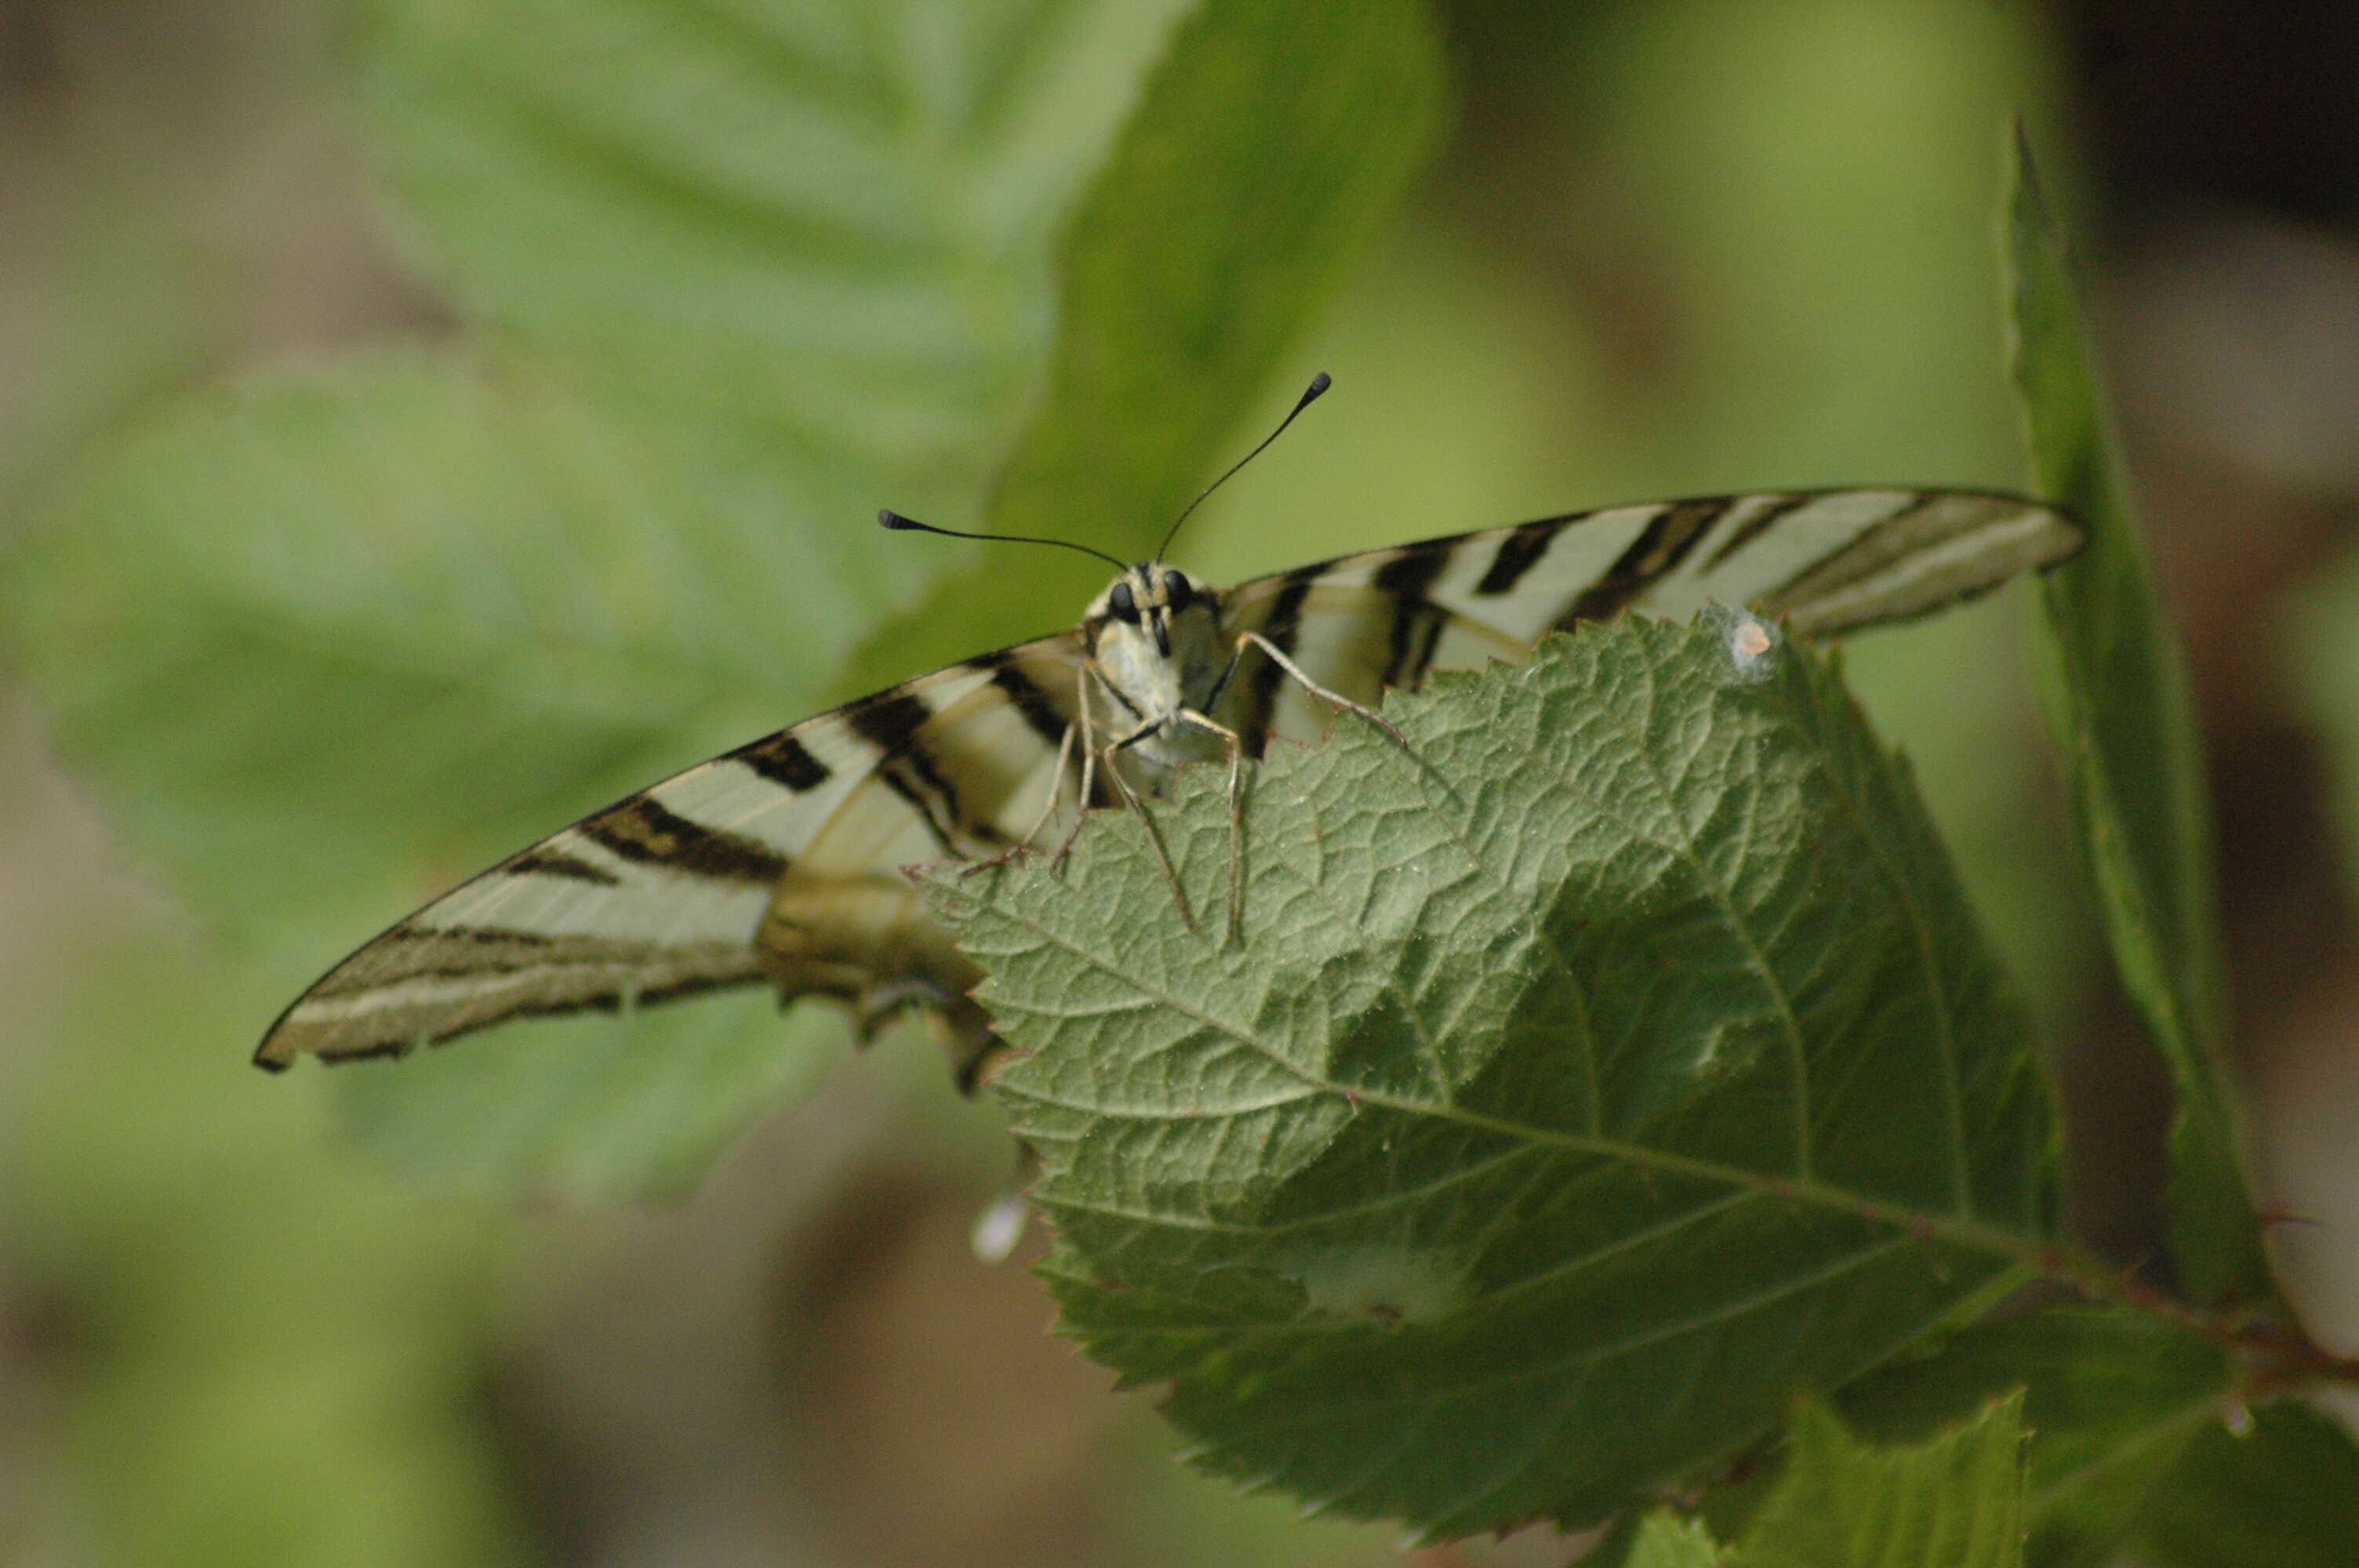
[981,869,2046,1269]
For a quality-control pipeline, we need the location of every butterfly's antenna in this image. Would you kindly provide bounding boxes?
[878,510,1128,573]
[1155,372,1332,562]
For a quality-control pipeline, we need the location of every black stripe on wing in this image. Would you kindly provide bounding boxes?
[508,848,624,886]
[1206,488,2081,759]
[980,652,1072,749]
[847,691,983,855]
[1697,492,1815,573]
[1372,546,1453,691]
[580,796,791,884]
[1231,563,1325,757]
[1749,490,2083,634]
[1474,517,1570,596]
[256,629,1093,1071]
[1552,496,1731,627]
[978,651,1107,808]
[733,730,832,791]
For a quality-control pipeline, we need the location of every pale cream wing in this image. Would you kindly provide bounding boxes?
[1214,488,2080,749]
[753,639,1092,1087]
[256,633,1089,1073]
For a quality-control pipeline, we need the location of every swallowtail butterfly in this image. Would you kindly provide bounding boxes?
[256,376,2081,1087]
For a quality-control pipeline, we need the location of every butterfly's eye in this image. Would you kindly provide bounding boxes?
[1163,570,1194,612]
[1107,581,1140,622]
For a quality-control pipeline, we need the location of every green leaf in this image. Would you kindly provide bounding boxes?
[6,0,1210,1198]
[1617,1512,1728,1568]
[12,351,889,1196]
[2135,1398,2359,1568]
[13,353,852,952]
[369,0,1196,495]
[2288,544,2359,904]
[1739,1396,2026,1568]
[2005,132,2263,1305]
[331,989,844,1202]
[1837,1308,2231,1567]
[928,618,2052,1537]
[838,0,1448,695]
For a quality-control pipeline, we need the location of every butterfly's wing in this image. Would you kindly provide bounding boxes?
[1215,488,2079,749]
[256,633,1089,1082]
[262,488,2074,1076]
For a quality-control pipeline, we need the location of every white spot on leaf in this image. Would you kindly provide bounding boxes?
[1707,604,1782,684]
[1291,1243,1471,1326]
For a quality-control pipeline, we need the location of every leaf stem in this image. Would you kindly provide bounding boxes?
[2023,1246,2359,1394]
[1390,1093,2350,1385]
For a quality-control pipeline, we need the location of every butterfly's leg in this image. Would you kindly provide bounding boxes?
[1099,720,1197,932]
[1019,719,1078,851]
[1201,636,1251,713]
[958,717,1077,878]
[1234,630,1405,745]
[1049,665,1105,873]
[1173,707,1250,941]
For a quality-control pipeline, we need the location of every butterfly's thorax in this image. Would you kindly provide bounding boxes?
[1085,562,1230,786]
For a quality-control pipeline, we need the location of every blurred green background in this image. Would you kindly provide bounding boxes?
[4,2,2358,1564]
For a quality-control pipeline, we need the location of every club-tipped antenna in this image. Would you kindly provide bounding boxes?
[1155,372,1332,562]
[878,509,1128,573]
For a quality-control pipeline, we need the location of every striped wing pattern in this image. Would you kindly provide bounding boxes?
[257,635,1089,1080]
[258,486,2076,1076]
[1217,488,2078,750]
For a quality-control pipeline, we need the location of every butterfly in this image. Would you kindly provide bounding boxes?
[255,376,2081,1089]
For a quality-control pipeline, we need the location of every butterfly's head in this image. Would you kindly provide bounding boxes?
[1087,562,1225,712]
[1089,562,1215,655]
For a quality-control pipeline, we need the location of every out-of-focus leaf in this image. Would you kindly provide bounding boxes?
[838,0,1447,695]
[1612,1512,1727,1568]
[332,988,844,1202]
[928,619,2052,1538]
[2289,545,2359,904]
[5,0,1213,1198]
[1837,1308,2231,1567]
[14,353,867,955]
[1739,1396,2026,1568]
[2006,132,2263,1306]
[2135,1399,2359,1568]
[369,0,1195,507]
